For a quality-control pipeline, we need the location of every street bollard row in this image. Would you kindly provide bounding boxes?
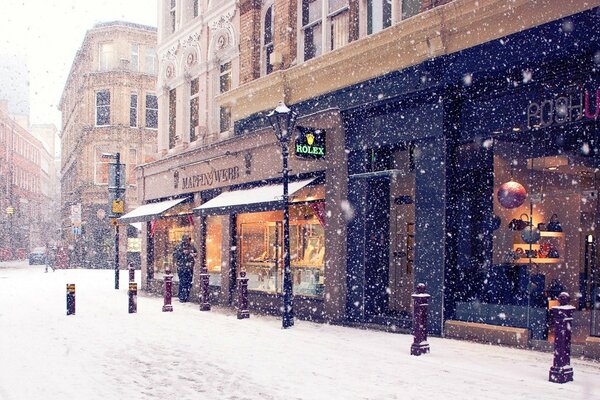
[68,276,576,384]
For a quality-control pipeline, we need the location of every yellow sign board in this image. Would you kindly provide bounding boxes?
[112,200,124,214]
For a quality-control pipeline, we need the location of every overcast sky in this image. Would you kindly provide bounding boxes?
[0,0,158,128]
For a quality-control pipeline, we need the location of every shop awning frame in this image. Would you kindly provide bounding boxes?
[117,198,188,224]
[194,178,317,216]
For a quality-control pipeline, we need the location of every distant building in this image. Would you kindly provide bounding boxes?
[0,101,49,259]
[30,124,61,247]
[59,21,158,268]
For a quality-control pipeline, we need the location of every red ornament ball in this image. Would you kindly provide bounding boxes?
[497,181,527,209]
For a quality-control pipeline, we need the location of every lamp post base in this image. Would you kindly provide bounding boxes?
[549,366,573,384]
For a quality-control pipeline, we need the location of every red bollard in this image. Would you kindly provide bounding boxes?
[199,266,211,311]
[66,283,76,315]
[128,282,137,313]
[162,266,173,312]
[128,262,135,282]
[411,283,430,356]
[237,270,250,319]
[549,292,575,383]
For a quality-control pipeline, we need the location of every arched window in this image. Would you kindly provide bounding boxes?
[263,4,274,75]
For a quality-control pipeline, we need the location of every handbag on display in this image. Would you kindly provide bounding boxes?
[508,213,529,231]
[546,214,563,232]
[548,248,560,259]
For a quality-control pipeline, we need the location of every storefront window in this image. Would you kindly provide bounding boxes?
[151,204,195,280]
[237,203,325,297]
[206,215,223,286]
[450,129,599,343]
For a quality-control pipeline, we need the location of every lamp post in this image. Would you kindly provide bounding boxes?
[102,152,124,289]
[267,102,298,329]
[6,206,14,260]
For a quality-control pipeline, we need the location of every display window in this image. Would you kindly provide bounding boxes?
[151,203,195,280]
[237,202,325,297]
[450,127,600,342]
[205,215,223,286]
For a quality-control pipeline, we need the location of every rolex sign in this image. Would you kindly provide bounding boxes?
[295,126,325,159]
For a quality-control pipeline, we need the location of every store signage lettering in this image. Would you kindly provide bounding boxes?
[526,88,599,130]
[181,166,240,190]
[295,127,326,159]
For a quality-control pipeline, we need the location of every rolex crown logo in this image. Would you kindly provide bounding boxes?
[306,133,315,145]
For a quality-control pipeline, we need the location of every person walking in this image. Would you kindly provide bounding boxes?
[173,235,196,302]
[45,246,56,273]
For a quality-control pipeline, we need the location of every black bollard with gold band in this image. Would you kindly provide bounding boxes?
[128,282,137,313]
[237,270,250,319]
[66,284,76,315]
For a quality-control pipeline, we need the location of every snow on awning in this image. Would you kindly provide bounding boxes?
[118,198,187,224]
[194,178,316,215]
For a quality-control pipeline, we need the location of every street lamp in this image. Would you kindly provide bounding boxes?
[267,102,299,329]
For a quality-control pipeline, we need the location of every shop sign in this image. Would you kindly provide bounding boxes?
[526,87,599,130]
[295,127,326,159]
[181,166,241,190]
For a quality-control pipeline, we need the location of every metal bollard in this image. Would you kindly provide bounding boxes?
[237,270,250,319]
[411,283,430,356]
[549,292,575,383]
[162,266,173,312]
[128,282,137,313]
[128,262,135,282]
[199,265,211,311]
[66,283,76,315]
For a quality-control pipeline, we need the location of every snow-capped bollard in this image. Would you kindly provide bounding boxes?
[411,283,430,356]
[549,292,575,383]
[162,266,173,312]
[66,283,76,315]
[128,282,137,313]
[199,265,211,311]
[237,270,250,319]
[128,262,135,282]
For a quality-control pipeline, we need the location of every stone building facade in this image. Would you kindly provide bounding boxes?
[59,21,158,268]
[127,0,600,357]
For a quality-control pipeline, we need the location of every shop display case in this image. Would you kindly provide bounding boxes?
[239,219,325,296]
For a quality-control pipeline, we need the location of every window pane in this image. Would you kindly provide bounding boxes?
[190,78,199,95]
[304,24,322,61]
[368,0,392,35]
[190,97,199,141]
[330,10,349,50]
[219,106,231,133]
[401,0,421,20]
[303,0,322,25]
[169,89,177,148]
[95,147,110,184]
[145,47,157,74]
[264,7,273,44]
[96,90,110,126]
[99,42,113,71]
[131,44,139,71]
[146,94,158,129]
[130,94,138,127]
[328,0,346,13]
[220,62,232,93]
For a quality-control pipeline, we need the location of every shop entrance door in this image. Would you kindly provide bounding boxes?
[363,145,415,319]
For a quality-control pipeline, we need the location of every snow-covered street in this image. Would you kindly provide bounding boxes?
[0,261,598,400]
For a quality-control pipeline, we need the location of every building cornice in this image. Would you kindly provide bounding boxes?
[217,0,600,121]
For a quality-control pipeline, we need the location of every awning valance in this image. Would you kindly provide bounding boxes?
[118,198,188,224]
[194,178,316,215]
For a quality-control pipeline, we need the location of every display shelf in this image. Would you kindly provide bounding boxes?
[540,231,564,238]
[513,257,561,264]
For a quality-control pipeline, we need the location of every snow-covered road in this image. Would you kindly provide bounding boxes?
[0,261,598,400]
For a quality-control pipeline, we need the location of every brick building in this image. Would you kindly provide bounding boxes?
[59,21,158,268]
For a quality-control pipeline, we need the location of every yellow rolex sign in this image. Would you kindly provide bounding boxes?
[112,199,124,214]
[295,127,325,159]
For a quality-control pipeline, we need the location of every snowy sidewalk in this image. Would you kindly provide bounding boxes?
[0,262,598,400]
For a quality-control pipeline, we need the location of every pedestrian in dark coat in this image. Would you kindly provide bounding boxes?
[173,235,196,302]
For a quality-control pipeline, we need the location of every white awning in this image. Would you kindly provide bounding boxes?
[118,198,187,224]
[195,178,316,215]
